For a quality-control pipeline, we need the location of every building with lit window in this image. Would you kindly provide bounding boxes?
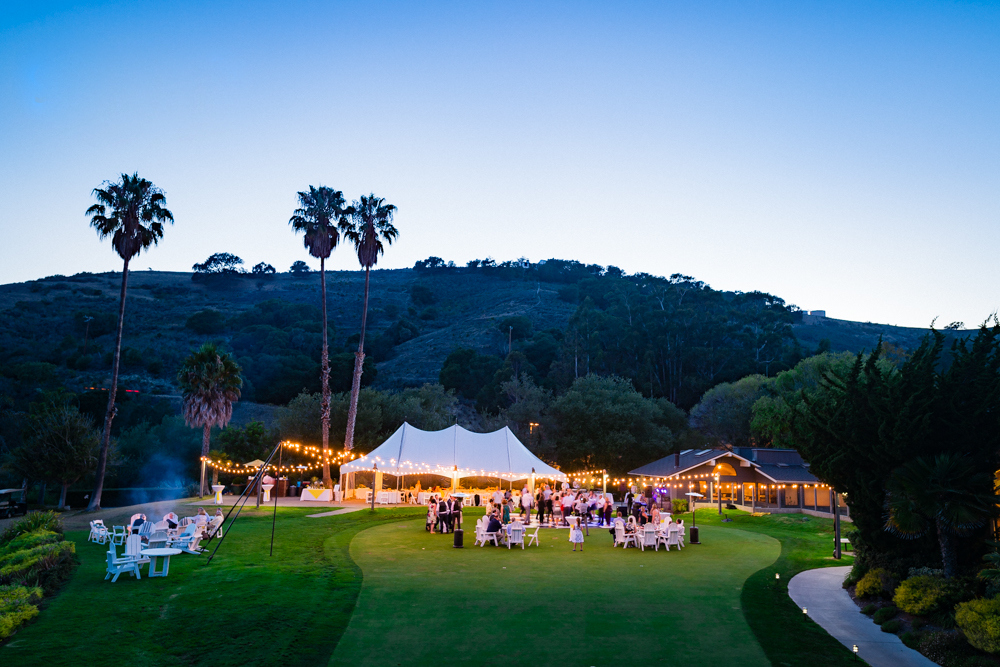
[629,447,848,519]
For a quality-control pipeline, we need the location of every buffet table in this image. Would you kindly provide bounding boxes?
[300,488,333,502]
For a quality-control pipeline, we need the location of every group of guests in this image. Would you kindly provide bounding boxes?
[128,507,223,537]
[425,494,463,533]
[482,484,617,528]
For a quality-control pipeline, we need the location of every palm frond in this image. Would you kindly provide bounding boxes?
[86,173,173,260]
[347,193,398,269]
[288,185,351,260]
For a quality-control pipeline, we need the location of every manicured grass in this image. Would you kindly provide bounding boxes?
[683,509,862,666]
[1,506,425,666]
[3,504,860,666]
[332,519,779,666]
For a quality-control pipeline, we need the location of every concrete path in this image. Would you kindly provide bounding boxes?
[306,506,369,518]
[788,566,938,667]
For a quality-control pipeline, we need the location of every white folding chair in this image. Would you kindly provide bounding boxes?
[111,526,126,546]
[377,491,390,505]
[525,525,540,547]
[676,521,686,547]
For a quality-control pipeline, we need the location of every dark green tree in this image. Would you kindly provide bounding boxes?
[178,343,243,495]
[547,375,675,474]
[885,454,997,578]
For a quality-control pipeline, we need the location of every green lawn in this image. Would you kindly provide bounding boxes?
[1,505,859,666]
[1,506,424,666]
[333,519,778,666]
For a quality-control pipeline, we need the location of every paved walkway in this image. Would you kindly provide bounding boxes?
[306,507,368,518]
[788,566,938,667]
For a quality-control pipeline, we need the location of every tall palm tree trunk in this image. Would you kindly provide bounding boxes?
[200,424,211,496]
[344,268,371,451]
[320,258,332,487]
[59,483,69,510]
[88,257,130,511]
[937,516,958,579]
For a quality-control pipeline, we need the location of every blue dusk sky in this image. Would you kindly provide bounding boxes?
[1,1,997,328]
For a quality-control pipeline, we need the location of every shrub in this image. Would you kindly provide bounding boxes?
[0,535,76,589]
[873,606,899,624]
[0,530,60,557]
[956,598,1000,654]
[912,617,928,630]
[895,575,956,616]
[0,512,62,547]
[862,603,877,615]
[856,568,896,598]
[881,619,903,634]
[900,630,923,649]
[671,499,689,514]
[844,561,865,587]
[920,631,969,664]
[909,566,945,579]
[0,585,42,639]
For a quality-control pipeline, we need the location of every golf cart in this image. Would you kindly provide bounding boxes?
[0,489,27,519]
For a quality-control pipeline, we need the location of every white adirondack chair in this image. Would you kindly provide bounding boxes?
[508,522,525,549]
[171,524,203,554]
[123,534,149,566]
[481,520,500,547]
[614,522,636,549]
[137,521,155,541]
[525,525,540,547]
[105,543,142,582]
[127,513,145,534]
[474,520,488,547]
[640,525,658,552]
[146,531,169,549]
[203,516,224,539]
[665,526,680,551]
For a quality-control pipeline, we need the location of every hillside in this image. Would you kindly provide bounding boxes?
[0,269,575,398]
[0,266,969,407]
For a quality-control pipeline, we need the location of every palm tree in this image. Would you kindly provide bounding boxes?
[85,173,173,510]
[178,343,243,496]
[288,185,353,488]
[342,194,398,451]
[885,453,997,578]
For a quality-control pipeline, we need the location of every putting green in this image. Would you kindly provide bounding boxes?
[331,521,779,666]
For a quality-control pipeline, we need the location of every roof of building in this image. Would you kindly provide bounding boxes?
[629,447,819,484]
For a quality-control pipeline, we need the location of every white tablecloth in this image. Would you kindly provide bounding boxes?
[416,492,435,504]
[376,491,402,504]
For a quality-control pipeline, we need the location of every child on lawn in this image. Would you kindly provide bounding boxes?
[570,517,585,551]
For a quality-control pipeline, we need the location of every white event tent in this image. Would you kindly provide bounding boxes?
[338,423,565,492]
